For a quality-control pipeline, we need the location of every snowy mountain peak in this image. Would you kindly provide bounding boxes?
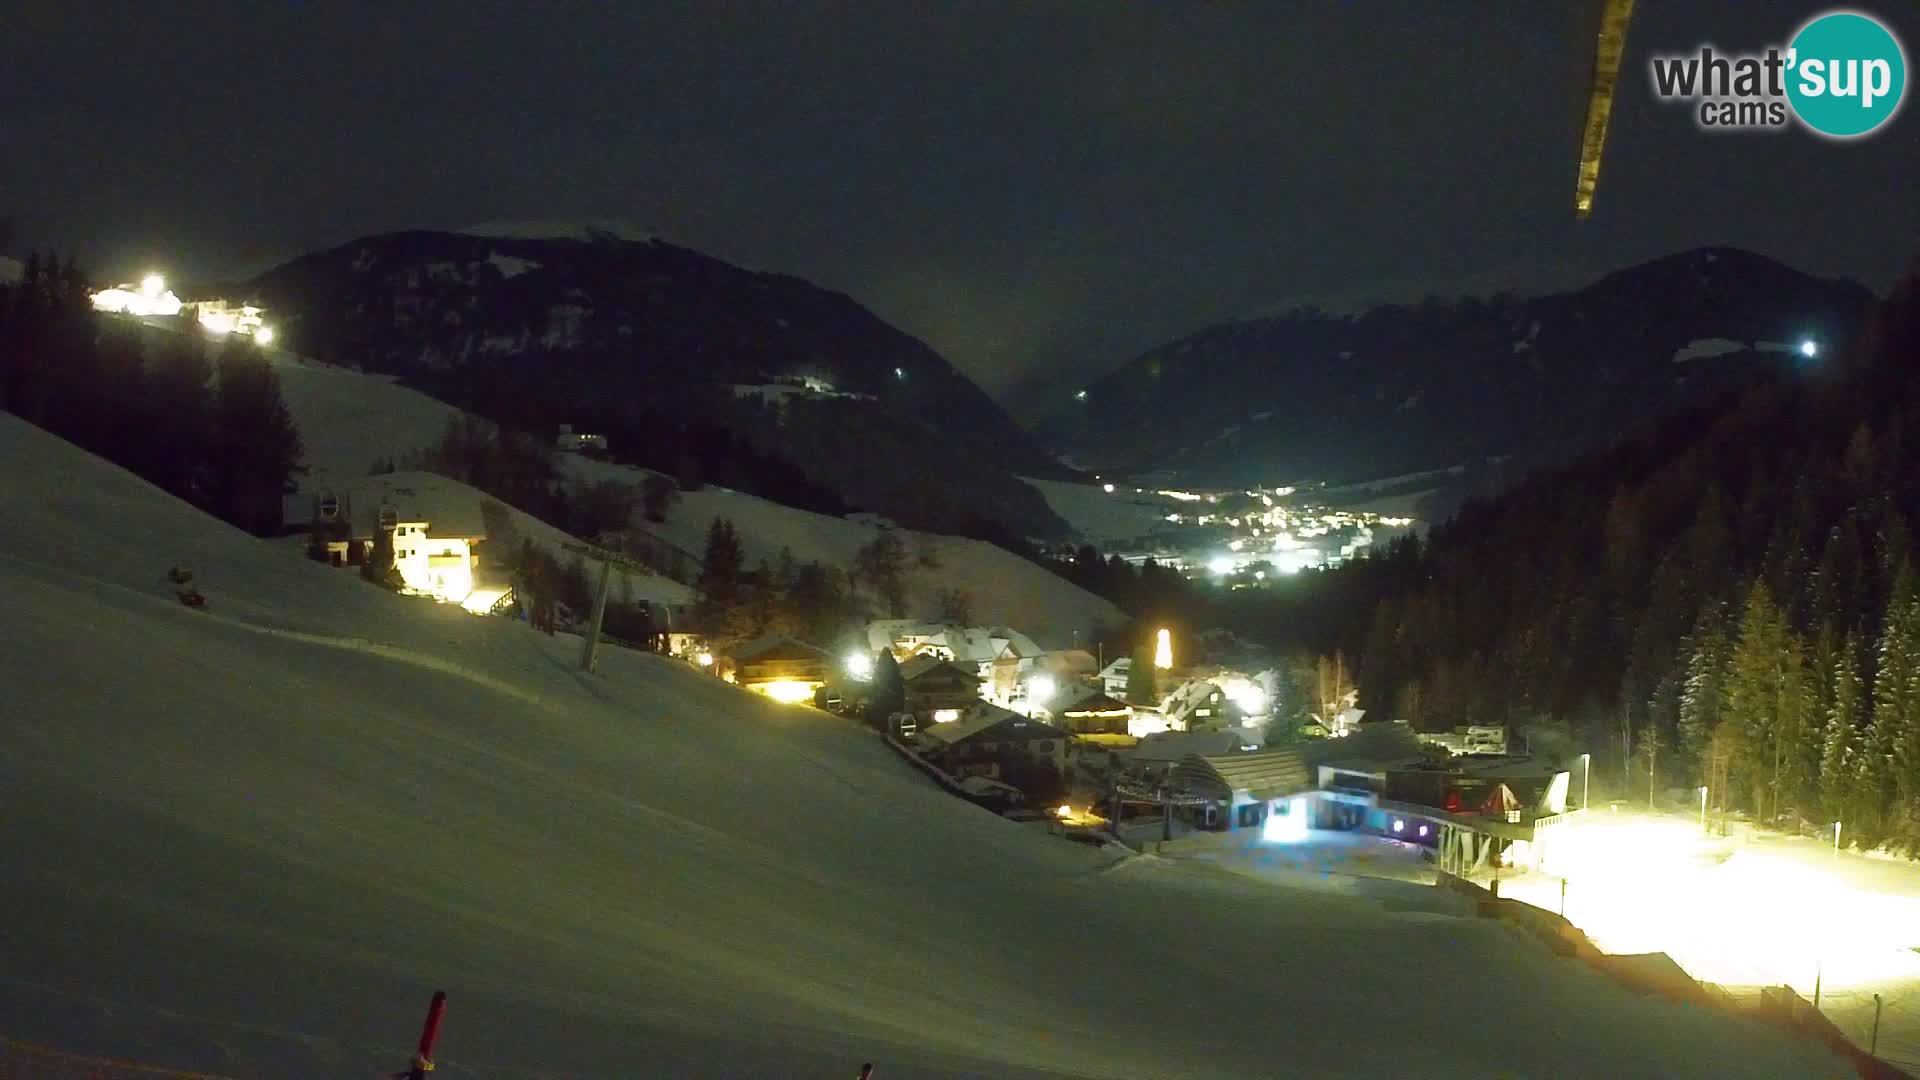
[456,219,656,244]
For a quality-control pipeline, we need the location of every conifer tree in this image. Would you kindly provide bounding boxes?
[1819,630,1863,825]
[210,337,303,533]
[1873,562,1920,845]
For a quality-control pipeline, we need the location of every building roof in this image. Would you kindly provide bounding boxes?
[292,472,492,539]
[729,634,831,665]
[1127,730,1253,764]
[1098,656,1132,679]
[1056,685,1131,716]
[1159,677,1227,723]
[916,703,1061,749]
[1035,649,1098,677]
[899,655,982,685]
[868,621,1042,664]
[1173,748,1312,802]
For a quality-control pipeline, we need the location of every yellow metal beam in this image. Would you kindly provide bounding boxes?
[1575,0,1638,219]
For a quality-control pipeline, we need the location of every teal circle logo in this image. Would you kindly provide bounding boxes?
[1786,10,1907,138]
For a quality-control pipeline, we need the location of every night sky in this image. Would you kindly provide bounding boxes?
[6,1,1915,408]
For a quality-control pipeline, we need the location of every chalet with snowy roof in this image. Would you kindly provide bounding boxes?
[1097,656,1132,698]
[294,479,488,605]
[1173,748,1314,831]
[899,655,985,725]
[913,703,1067,780]
[722,635,832,704]
[1158,677,1242,732]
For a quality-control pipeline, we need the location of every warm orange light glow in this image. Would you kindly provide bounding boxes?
[1154,628,1172,670]
[754,679,820,704]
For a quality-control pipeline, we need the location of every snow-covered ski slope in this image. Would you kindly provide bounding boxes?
[0,414,1847,1077]
[269,348,1123,645]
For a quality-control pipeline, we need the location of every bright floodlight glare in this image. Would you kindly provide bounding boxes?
[1028,674,1056,703]
[845,651,873,681]
[1208,556,1234,575]
[760,680,817,704]
[1392,819,1405,833]
[695,651,714,667]
[1102,483,1115,493]
[140,274,164,297]
[1263,798,1309,843]
[255,326,275,345]
[1154,627,1173,669]
[1800,339,1818,358]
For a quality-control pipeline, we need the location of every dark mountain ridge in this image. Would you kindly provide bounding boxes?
[228,228,1070,540]
[1047,247,1874,492]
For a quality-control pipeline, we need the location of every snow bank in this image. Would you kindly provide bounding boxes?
[0,412,1851,1079]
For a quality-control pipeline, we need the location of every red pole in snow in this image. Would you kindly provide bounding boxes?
[395,991,447,1080]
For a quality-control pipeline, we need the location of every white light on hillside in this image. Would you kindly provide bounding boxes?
[846,651,873,681]
[1800,340,1818,358]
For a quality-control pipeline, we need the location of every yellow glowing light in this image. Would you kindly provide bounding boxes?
[1056,804,1074,819]
[460,585,510,615]
[695,651,714,667]
[932,708,960,723]
[1154,628,1172,670]
[756,679,819,704]
[140,274,165,297]
[255,326,275,345]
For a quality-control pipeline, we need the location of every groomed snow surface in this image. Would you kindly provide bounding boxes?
[0,413,1849,1078]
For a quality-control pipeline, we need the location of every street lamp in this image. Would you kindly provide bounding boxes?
[1580,753,1591,811]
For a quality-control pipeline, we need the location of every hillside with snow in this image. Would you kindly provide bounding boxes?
[0,412,1850,1078]
[268,346,1120,644]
